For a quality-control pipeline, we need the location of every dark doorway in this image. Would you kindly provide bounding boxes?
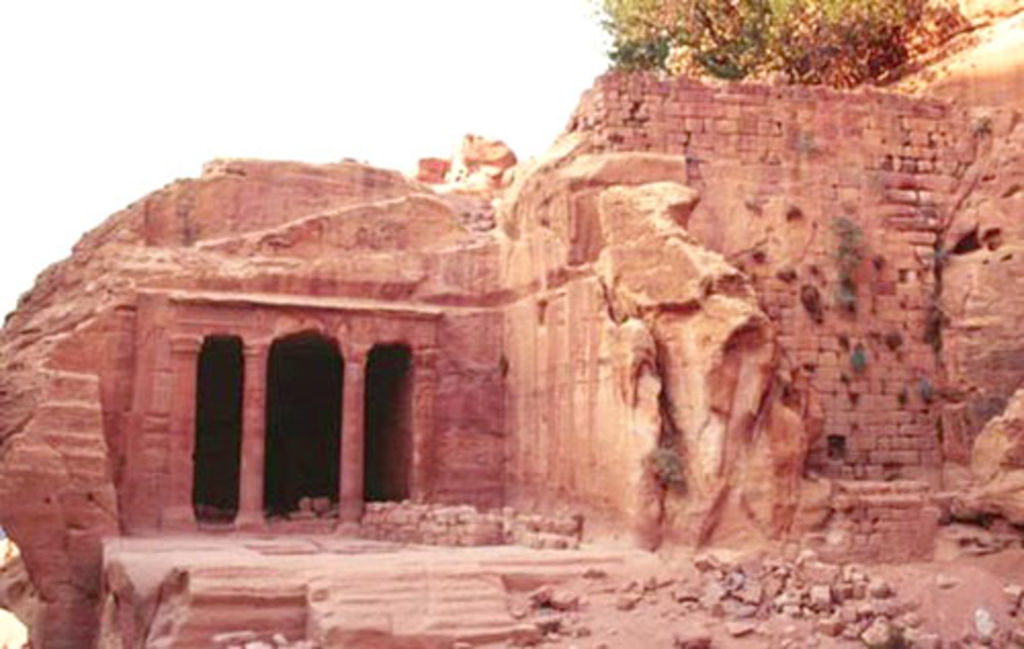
[193,335,244,523]
[264,332,343,517]
[364,344,413,502]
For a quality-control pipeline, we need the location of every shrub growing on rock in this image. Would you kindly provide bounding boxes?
[645,446,687,491]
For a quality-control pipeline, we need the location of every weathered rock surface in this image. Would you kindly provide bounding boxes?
[501,148,822,550]
[955,387,1024,523]
[899,3,1024,110]
[938,112,1024,460]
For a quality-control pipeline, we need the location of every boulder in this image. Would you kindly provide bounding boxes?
[957,388,1024,524]
[446,134,517,189]
[972,386,1024,481]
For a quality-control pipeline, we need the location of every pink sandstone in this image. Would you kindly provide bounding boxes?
[0,49,1023,647]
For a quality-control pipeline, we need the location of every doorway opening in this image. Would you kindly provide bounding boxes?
[364,344,413,502]
[264,332,343,517]
[192,335,244,523]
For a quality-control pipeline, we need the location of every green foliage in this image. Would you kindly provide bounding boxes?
[923,303,945,351]
[832,216,865,312]
[596,0,961,88]
[645,447,687,491]
[971,115,993,137]
[850,344,868,373]
[918,377,934,404]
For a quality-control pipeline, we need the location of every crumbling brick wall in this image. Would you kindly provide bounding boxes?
[810,481,940,562]
[566,73,980,481]
[359,502,582,549]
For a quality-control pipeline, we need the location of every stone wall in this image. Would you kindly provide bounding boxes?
[565,73,982,481]
[358,502,583,549]
[810,481,940,562]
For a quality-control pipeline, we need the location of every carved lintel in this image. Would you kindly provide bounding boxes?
[169,334,202,355]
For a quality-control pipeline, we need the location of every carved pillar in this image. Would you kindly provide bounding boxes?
[161,334,202,530]
[339,345,369,523]
[410,348,439,502]
[236,342,269,531]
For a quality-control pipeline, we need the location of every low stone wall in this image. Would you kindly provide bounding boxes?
[810,481,939,562]
[358,503,583,549]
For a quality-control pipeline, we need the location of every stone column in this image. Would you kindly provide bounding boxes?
[410,348,439,502]
[161,334,202,530]
[236,342,268,531]
[339,345,369,523]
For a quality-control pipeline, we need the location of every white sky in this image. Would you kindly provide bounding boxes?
[0,1,609,317]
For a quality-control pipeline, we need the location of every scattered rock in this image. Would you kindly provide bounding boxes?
[699,580,727,610]
[861,617,899,649]
[974,607,997,643]
[693,554,723,573]
[723,600,758,619]
[868,579,893,599]
[1004,583,1024,608]
[549,589,580,612]
[722,570,745,593]
[674,627,713,648]
[935,574,961,589]
[415,157,450,184]
[1011,628,1024,647]
[671,582,702,603]
[213,631,259,645]
[645,575,675,592]
[809,584,833,611]
[802,560,841,585]
[734,580,764,605]
[528,585,554,608]
[900,611,923,629]
[816,616,843,637]
[724,620,756,637]
[616,592,642,611]
[534,612,563,634]
[904,628,942,649]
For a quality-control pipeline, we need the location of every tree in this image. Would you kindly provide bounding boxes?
[596,0,964,88]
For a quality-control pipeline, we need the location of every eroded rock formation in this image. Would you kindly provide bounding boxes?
[499,147,824,551]
[938,111,1024,461]
[955,386,1024,524]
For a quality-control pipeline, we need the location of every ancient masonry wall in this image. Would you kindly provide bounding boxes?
[358,502,583,549]
[813,481,940,562]
[567,73,979,480]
